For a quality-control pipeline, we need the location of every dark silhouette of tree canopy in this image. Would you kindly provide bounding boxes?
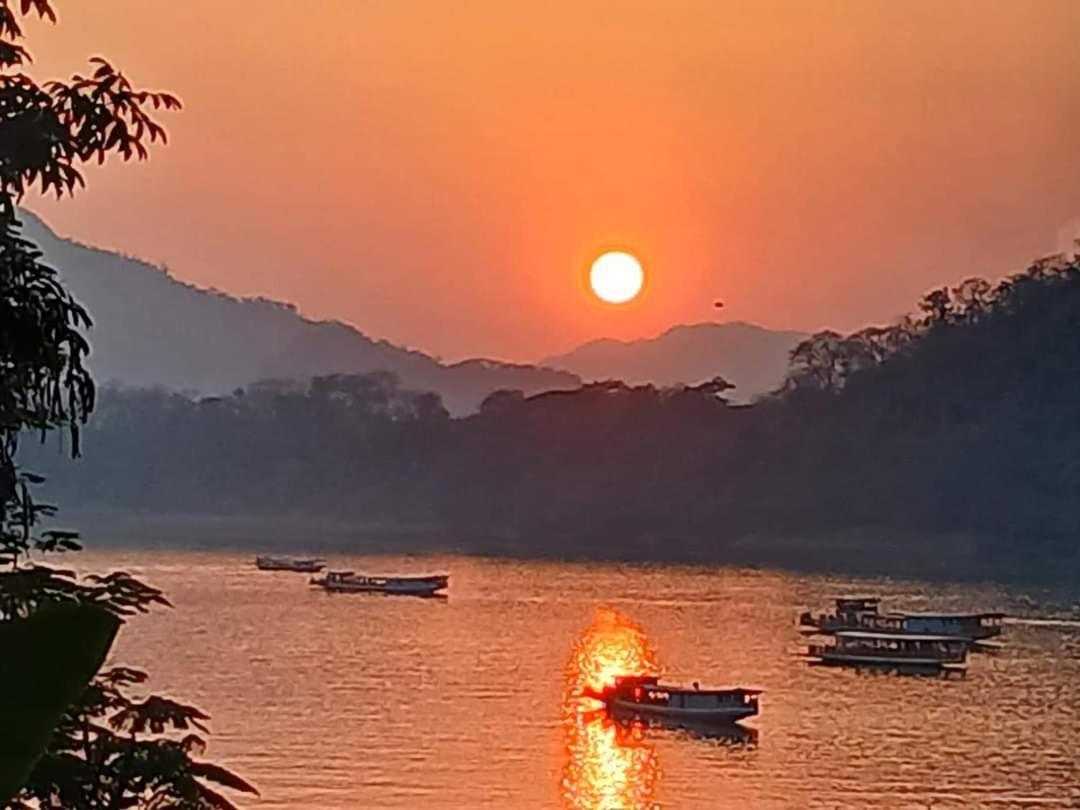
[23,252,1080,582]
[0,3,254,807]
[0,2,178,217]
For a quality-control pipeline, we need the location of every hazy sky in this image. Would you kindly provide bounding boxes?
[22,1,1080,361]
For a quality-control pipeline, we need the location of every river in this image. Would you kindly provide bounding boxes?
[72,551,1080,809]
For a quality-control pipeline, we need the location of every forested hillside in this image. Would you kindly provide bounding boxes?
[24,254,1080,579]
[19,211,580,414]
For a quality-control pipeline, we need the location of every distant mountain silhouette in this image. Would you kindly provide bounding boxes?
[541,322,807,400]
[18,210,579,414]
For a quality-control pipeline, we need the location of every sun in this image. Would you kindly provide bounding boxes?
[590,251,644,304]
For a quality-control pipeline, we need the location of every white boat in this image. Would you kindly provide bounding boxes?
[310,570,449,597]
[586,675,761,725]
[807,630,968,674]
[255,555,325,573]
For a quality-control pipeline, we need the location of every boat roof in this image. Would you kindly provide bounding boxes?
[645,683,762,696]
[836,630,967,642]
[666,685,762,695]
[837,596,880,603]
[900,611,1005,619]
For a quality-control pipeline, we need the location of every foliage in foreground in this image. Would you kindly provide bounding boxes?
[0,602,118,803]
[1,1,254,807]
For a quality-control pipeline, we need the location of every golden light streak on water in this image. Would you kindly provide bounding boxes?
[561,609,661,809]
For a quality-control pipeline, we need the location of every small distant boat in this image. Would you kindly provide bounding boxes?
[255,555,325,573]
[310,570,449,597]
[800,598,1005,642]
[807,630,968,674]
[586,675,761,725]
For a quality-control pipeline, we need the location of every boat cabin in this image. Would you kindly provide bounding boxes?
[822,631,968,665]
[800,596,881,632]
[604,678,764,721]
[899,612,1005,639]
[801,597,1006,644]
[616,676,758,704]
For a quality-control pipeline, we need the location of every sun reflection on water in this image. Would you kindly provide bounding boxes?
[561,609,661,810]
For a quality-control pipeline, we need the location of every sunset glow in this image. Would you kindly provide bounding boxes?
[6,1,1077,807]
[590,252,644,305]
[561,714,659,810]
[562,609,660,809]
[565,608,658,696]
[18,3,1080,360]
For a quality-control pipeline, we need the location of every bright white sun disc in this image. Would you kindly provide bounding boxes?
[590,252,644,304]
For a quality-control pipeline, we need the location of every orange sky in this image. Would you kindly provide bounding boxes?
[21,1,1080,361]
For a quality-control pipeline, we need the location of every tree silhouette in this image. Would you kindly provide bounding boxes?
[0,2,254,807]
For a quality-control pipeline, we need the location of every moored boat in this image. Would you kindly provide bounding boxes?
[799,597,882,634]
[586,675,761,725]
[310,570,449,597]
[898,612,1005,641]
[255,555,325,573]
[807,630,968,674]
[801,598,1005,642]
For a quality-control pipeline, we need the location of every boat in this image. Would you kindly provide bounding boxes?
[898,612,1005,641]
[255,555,325,573]
[310,570,449,597]
[800,598,1005,641]
[799,597,882,634]
[807,630,968,674]
[585,675,761,725]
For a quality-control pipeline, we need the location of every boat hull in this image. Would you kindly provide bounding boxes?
[320,581,446,596]
[810,653,965,674]
[610,699,757,724]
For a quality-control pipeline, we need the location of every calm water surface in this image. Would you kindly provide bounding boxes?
[74,552,1080,809]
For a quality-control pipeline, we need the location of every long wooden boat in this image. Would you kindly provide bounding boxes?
[310,570,449,597]
[255,555,325,573]
[807,630,968,674]
[801,598,1005,641]
[586,675,761,725]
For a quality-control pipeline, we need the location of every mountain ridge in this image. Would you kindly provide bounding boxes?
[17,210,581,415]
[541,320,807,400]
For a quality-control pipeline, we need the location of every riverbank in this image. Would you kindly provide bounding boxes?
[56,509,1080,588]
